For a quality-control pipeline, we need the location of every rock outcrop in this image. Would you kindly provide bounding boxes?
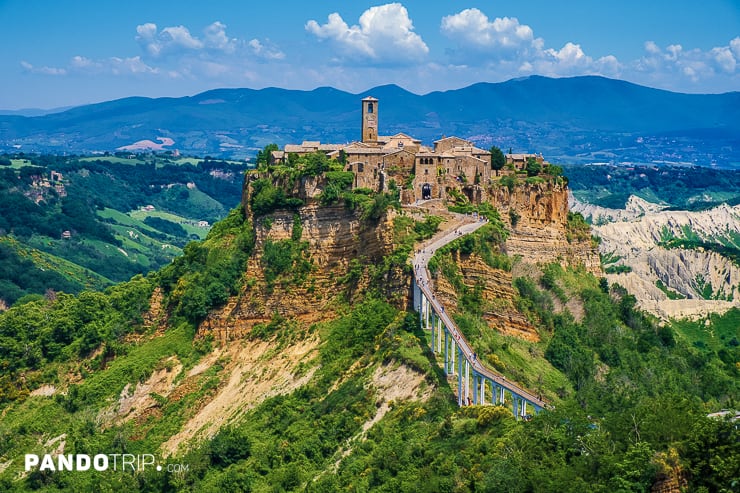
[433,252,540,342]
[490,182,601,275]
[200,173,602,344]
[200,203,400,343]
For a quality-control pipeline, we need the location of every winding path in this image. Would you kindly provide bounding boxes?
[410,210,548,415]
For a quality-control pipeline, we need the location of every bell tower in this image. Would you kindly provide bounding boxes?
[361,96,378,143]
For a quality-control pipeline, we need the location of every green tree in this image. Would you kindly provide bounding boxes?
[256,143,279,170]
[526,157,542,177]
[490,146,506,171]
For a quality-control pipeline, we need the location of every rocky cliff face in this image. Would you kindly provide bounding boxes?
[200,202,399,343]
[489,182,601,275]
[202,174,601,344]
[434,252,540,342]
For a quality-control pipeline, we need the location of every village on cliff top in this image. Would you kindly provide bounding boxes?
[268,96,548,205]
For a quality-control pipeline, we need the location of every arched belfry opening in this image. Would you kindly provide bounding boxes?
[361,96,378,144]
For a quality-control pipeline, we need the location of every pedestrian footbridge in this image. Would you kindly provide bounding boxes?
[411,214,548,418]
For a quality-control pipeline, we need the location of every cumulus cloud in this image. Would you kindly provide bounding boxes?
[635,37,740,85]
[440,8,620,78]
[134,20,279,63]
[109,56,159,75]
[248,39,285,60]
[306,3,429,64]
[441,8,542,59]
[21,20,287,85]
[136,23,208,57]
[204,21,237,53]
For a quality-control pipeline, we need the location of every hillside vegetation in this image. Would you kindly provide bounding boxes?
[0,162,736,492]
[0,153,246,307]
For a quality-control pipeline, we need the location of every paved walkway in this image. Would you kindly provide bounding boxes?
[412,213,547,409]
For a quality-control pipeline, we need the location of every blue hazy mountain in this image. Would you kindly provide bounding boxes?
[1,75,738,167]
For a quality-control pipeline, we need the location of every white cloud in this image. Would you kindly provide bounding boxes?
[204,21,237,53]
[731,37,740,59]
[306,3,429,64]
[635,37,740,85]
[134,21,253,59]
[441,8,542,58]
[711,46,736,73]
[20,61,67,76]
[533,43,621,77]
[248,39,285,60]
[136,23,203,58]
[109,56,159,75]
[22,54,157,78]
[22,21,287,83]
[440,8,620,78]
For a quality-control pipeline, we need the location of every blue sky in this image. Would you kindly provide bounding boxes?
[1,0,738,109]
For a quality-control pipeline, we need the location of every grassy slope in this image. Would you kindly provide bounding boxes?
[0,236,112,289]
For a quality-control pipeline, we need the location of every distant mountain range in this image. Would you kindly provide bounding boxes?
[1,75,738,167]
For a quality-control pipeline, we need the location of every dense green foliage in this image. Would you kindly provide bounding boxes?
[0,217,737,491]
[261,235,311,288]
[0,154,246,304]
[143,216,188,239]
[159,208,255,323]
[566,211,596,244]
[0,153,737,491]
[248,178,304,216]
[525,157,542,177]
[0,275,154,402]
[0,240,85,305]
[429,212,510,275]
[564,163,740,210]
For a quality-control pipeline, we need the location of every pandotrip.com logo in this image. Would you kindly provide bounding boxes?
[25,454,189,473]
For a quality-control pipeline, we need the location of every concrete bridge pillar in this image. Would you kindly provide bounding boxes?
[457,346,463,407]
[444,330,450,376]
[430,310,435,353]
[450,335,455,375]
[465,360,470,405]
[437,317,442,353]
[472,373,478,405]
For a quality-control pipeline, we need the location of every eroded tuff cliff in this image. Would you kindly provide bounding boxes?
[199,202,400,343]
[434,252,539,342]
[198,175,600,345]
[489,182,601,275]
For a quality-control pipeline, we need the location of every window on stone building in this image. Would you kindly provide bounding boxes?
[368,103,374,113]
